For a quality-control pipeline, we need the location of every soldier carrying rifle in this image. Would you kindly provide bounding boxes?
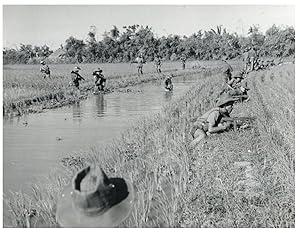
[93,68,106,94]
[70,66,85,90]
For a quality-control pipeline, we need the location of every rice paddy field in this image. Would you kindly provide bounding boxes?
[3,60,243,117]
[3,61,295,227]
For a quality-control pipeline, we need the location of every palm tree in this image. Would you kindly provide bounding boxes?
[110,25,120,40]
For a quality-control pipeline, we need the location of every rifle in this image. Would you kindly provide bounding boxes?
[221,116,256,131]
[231,95,249,101]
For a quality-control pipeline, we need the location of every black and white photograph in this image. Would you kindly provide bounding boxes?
[1,1,297,229]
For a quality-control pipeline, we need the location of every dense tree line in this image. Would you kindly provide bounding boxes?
[3,44,53,64]
[3,24,295,64]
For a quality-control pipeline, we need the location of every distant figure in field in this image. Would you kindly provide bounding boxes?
[221,58,233,86]
[189,94,237,148]
[242,48,251,73]
[180,53,187,70]
[56,164,134,227]
[93,68,106,93]
[40,61,51,78]
[154,55,162,73]
[164,74,174,91]
[70,66,85,89]
[216,59,234,99]
[248,47,257,72]
[135,54,145,75]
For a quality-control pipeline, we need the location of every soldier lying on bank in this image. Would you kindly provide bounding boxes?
[227,71,250,102]
[189,94,238,148]
[190,94,255,148]
[217,69,248,101]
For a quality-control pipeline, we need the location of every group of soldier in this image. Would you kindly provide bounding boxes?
[189,55,258,148]
[130,52,187,75]
[242,47,279,73]
[39,52,189,93]
[40,60,106,94]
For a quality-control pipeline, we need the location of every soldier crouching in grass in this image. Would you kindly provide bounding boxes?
[189,94,238,148]
[40,60,51,78]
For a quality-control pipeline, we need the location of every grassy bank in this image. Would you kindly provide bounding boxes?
[4,64,294,227]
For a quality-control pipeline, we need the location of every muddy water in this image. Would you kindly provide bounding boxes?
[3,75,200,195]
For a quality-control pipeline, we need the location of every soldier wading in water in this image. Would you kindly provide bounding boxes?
[93,68,106,94]
[70,66,85,90]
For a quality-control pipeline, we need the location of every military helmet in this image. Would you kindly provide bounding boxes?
[73,66,81,72]
[216,93,238,107]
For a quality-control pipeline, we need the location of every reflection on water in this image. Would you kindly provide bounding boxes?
[3,74,201,195]
[164,91,173,101]
[95,94,106,118]
[72,102,83,123]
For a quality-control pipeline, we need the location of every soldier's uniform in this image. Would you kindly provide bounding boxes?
[227,71,250,100]
[221,60,233,84]
[93,69,106,92]
[242,50,250,73]
[71,67,85,89]
[190,94,237,147]
[154,56,162,73]
[180,54,187,70]
[40,62,51,78]
[248,48,257,72]
[164,76,173,91]
[136,56,144,75]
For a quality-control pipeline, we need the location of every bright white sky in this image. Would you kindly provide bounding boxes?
[3,3,295,50]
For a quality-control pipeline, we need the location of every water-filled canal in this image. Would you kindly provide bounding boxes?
[3,74,200,195]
